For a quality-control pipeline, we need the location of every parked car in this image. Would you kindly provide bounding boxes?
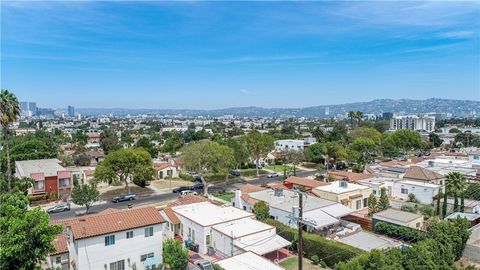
[112,193,136,203]
[229,170,240,177]
[196,260,214,270]
[180,190,198,197]
[46,203,71,213]
[172,186,191,193]
[188,251,203,264]
[267,172,279,178]
[190,183,204,190]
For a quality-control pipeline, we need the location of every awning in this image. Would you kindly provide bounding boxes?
[143,257,161,267]
[234,234,291,255]
[321,204,355,218]
[303,208,339,229]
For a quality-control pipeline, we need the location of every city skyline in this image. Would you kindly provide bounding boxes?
[2,1,479,109]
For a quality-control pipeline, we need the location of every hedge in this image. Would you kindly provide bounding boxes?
[374,221,427,243]
[264,219,364,267]
[27,194,47,202]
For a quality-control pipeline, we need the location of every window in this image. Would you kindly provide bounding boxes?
[144,227,154,237]
[56,256,61,264]
[373,190,377,195]
[126,231,133,239]
[363,198,368,208]
[109,260,125,270]
[34,180,44,190]
[356,200,362,210]
[206,234,211,246]
[59,178,70,187]
[140,253,154,262]
[105,235,115,246]
[243,206,246,211]
[401,188,409,194]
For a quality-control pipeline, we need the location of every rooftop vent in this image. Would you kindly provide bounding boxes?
[274,188,284,197]
[339,181,348,188]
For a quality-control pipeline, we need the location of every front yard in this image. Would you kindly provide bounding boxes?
[214,192,235,202]
[280,257,327,270]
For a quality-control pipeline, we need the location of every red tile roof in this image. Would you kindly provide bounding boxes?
[161,207,180,225]
[154,162,173,171]
[51,234,69,255]
[240,184,267,206]
[167,194,209,207]
[328,170,372,183]
[285,176,330,189]
[54,207,165,240]
[404,166,444,181]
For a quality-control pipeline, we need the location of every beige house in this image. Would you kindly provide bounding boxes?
[373,208,424,229]
[154,161,179,179]
[312,180,372,210]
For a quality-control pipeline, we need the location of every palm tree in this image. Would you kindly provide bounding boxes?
[0,89,20,191]
[348,111,355,128]
[355,111,364,125]
[445,172,468,213]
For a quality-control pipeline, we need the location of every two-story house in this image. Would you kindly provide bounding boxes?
[15,158,72,199]
[50,207,165,270]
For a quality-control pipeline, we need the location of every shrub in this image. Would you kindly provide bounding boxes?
[401,204,416,213]
[407,193,418,203]
[374,221,427,243]
[311,255,319,265]
[27,194,47,202]
[419,205,434,218]
[264,219,364,267]
[179,172,195,182]
[302,162,318,168]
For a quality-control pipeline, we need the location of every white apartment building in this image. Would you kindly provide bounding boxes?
[389,115,435,132]
[274,137,317,152]
[50,207,165,270]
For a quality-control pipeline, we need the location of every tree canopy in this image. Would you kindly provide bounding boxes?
[244,130,274,176]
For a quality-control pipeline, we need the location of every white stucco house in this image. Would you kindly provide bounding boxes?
[50,207,165,270]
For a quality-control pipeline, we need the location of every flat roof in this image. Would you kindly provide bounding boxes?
[234,235,291,255]
[212,218,272,238]
[337,231,399,251]
[400,180,440,189]
[373,208,423,223]
[315,181,370,194]
[16,158,65,177]
[248,189,336,212]
[217,251,284,270]
[172,202,253,227]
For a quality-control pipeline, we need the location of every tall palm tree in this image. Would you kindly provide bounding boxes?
[445,172,468,213]
[0,89,20,191]
[355,111,364,125]
[348,111,355,128]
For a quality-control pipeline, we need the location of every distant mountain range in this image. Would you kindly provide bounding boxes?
[77,98,480,117]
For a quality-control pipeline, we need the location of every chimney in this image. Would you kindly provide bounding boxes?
[233,190,243,209]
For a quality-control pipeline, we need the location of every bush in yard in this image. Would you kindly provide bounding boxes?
[27,194,47,202]
[254,201,270,221]
[374,221,427,243]
[311,255,319,265]
[407,193,418,203]
[264,219,364,267]
[419,204,434,218]
[213,264,225,270]
[162,239,188,270]
[400,204,416,213]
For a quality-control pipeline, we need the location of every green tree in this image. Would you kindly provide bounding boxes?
[304,143,326,163]
[181,141,235,196]
[284,149,304,176]
[136,137,156,157]
[428,132,443,148]
[384,129,422,155]
[323,142,347,164]
[347,111,355,128]
[442,191,448,217]
[162,238,189,270]
[349,127,382,145]
[349,137,378,162]
[464,182,480,200]
[378,187,390,210]
[445,172,468,212]
[0,89,21,191]
[254,201,270,221]
[244,130,274,176]
[0,191,62,270]
[224,138,249,169]
[94,148,155,193]
[100,128,122,154]
[368,193,377,216]
[70,183,99,213]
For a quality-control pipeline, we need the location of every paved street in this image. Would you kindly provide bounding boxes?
[49,170,317,220]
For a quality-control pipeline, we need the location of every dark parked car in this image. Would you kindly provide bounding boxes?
[172,186,191,193]
[190,183,204,190]
[230,170,240,177]
[46,203,71,213]
[196,260,213,270]
[112,193,136,203]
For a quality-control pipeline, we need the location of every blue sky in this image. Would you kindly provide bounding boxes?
[1,1,479,109]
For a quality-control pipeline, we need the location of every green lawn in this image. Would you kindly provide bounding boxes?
[214,192,235,202]
[280,257,326,270]
[265,164,292,172]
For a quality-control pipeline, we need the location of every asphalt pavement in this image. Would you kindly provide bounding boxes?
[48,170,316,220]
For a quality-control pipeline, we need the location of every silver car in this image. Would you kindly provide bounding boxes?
[46,203,71,213]
[267,172,279,178]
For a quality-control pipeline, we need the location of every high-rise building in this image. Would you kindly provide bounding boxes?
[28,102,37,115]
[325,106,330,116]
[382,112,393,120]
[389,115,435,132]
[20,102,28,112]
[68,105,75,117]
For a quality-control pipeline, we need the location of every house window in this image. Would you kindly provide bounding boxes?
[105,235,115,246]
[243,206,247,211]
[373,190,377,195]
[109,260,125,270]
[56,256,61,264]
[206,234,211,246]
[144,227,154,237]
[356,200,362,210]
[59,178,70,187]
[126,231,133,239]
[34,181,44,190]
[363,198,368,208]
[140,253,154,262]
[401,188,409,194]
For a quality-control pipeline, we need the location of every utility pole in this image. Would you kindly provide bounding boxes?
[288,189,316,270]
[298,192,303,270]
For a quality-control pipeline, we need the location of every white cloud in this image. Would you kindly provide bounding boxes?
[240,89,251,95]
[437,30,475,39]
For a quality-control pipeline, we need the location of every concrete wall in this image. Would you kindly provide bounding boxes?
[391,182,439,204]
[463,224,480,263]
